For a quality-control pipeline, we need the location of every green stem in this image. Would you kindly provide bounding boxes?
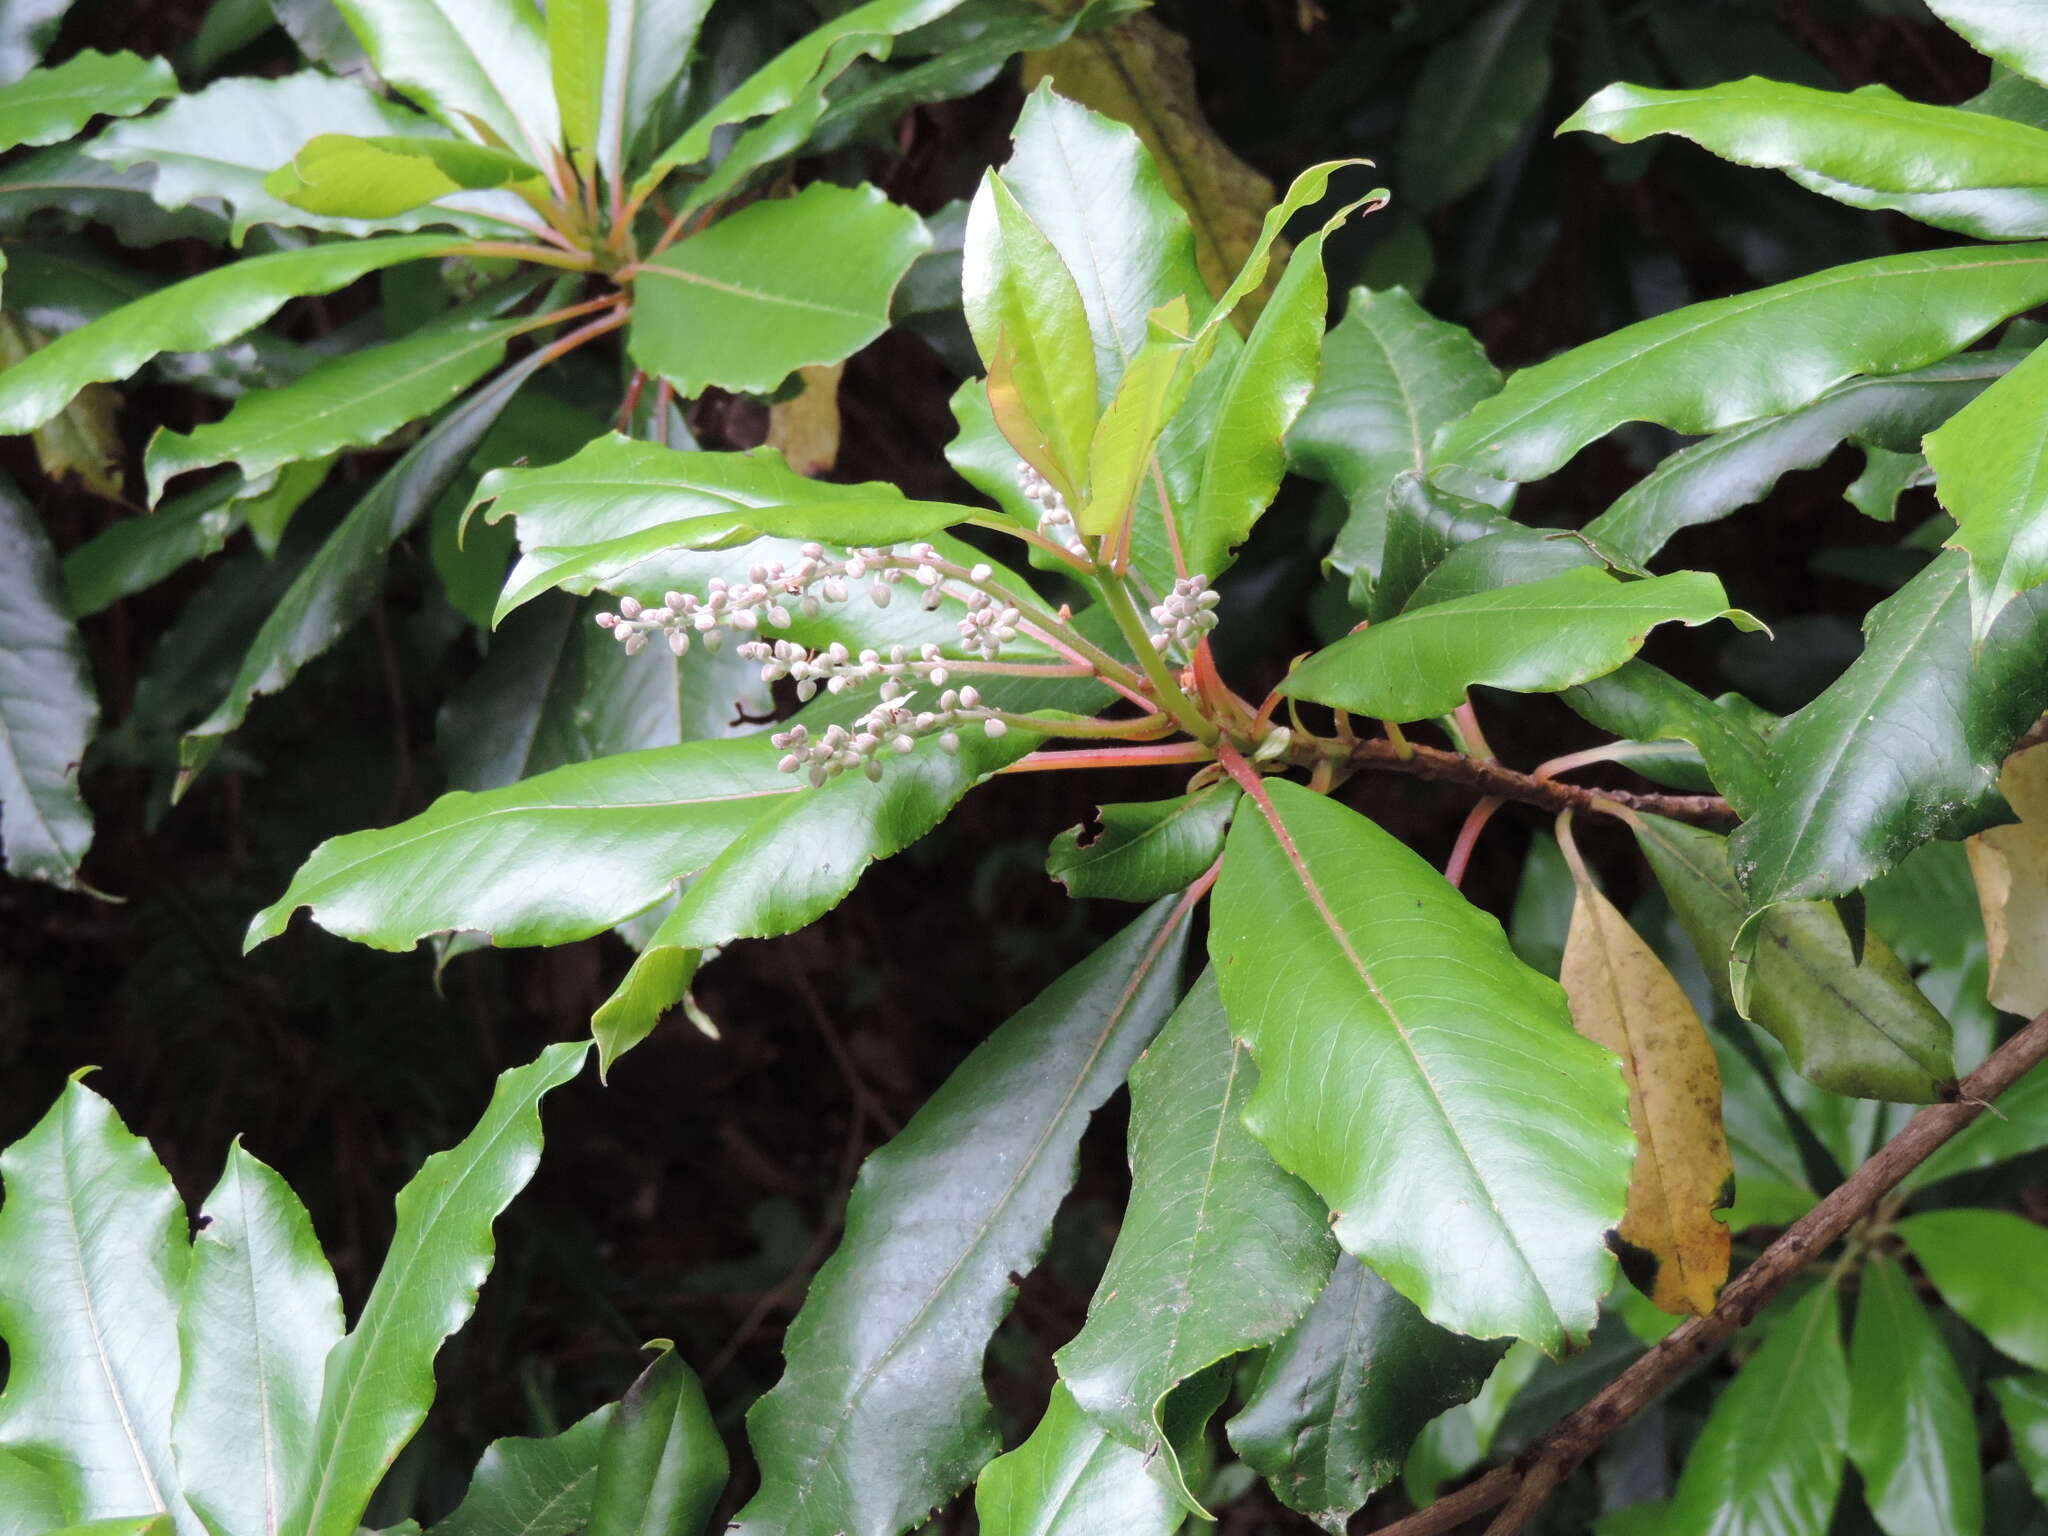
[989,709,1173,740]
[1095,573,1217,743]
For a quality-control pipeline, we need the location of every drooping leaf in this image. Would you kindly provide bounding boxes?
[1991,1375,2048,1502]
[1434,245,2048,487]
[1055,972,1337,1508]
[1280,566,1753,723]
[1401,0,1556,212]
[1849,1256,1984,1536]
[264,134,538,221]
[1929,338,2048,637]
[973,1384,1182,1536]
[628,182,930,399]
[0,50,175,153]
[0,473,97,888]
[1557,817,1731,1317]
[1664,1283,1849,1536]
[587,1346,727,1536]
[1636,815,1955,1102]
[0,1078,200,1534]
[1210,776,1632,1349]
[1558,661,1771,816]
[0,233,458,436]
[1968,744,2048,1016]
[174,1143,345,1536]
[729,898,1194,1536]
[1900,1209,2048,1371]
[595,0,711,180]
[329,0,558,153]
[1368,472,1521,621]
[1047,784,1238,903]
[1848,445,1932,522]
[1926,1,2048,90]
[62,474,239,613]
[1730,549,2048,926]
[286,1041,590,1536]
[429,1406,612,1536]
[1227,1256,1505,1534]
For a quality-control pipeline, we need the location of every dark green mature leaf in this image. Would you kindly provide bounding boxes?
[1210,777,1631,1349]
[1731,550,2048,922]
[64,478,243,619]
[1056,973,1336,1506]
[1929,338,2048,637]
[1666,1284,1848,1535]
[1369,472,1519,621]
[974,1384,1182,1536]
[1925,2,2048,92]
[1281,567,1751,723]
[595,0,711,180]
[175,1144,344,1536]
[1228,1257,1505,1533]
[286,1041,590,1536]
[1636,815,1953,1101]
[0,1446,65,1536]
[1909,1060,2048,1188]
[332,0,558,152]
[0,1078,200,1534]
[0,234,457,436]
[1850,1256,1983,1536]
[1434,245,2048,486]
[1992,1375,2048,1501]
[0,143,225,248]
[430,1407,612,1536]
[1560,663,1771,816]
[730,898,1195,1536]
[0,474,97,888]
[1583,350,2024,570]
[1401,0,1555,212]
[1901,1209,2048,1370]
[265,134,538,221]
[628,182,930,398]
[179,348,547,790]
[1047,785,1238,902]
[588,1347,727,1536]
[0,50,174,152]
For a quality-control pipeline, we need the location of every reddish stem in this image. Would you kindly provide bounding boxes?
[1443,795,1505,888]
[995,742,1216,774]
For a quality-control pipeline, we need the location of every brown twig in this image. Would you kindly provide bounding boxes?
[1335,737,1737,826]
[1372,1006,2048,1536]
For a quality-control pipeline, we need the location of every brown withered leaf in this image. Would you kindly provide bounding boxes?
[766,362,844,478]
[1968,743,2048,1017]
[1557,814,1732,1317]
[1022,13,1281,321]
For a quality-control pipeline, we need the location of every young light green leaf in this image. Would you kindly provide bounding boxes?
[1924,2,2048,92]
[1281,567,1754,723]
[1056,972,1337,1509]
[1047,784,1239,903]
[0,233,458,436]
[1929,338,2048,638]
[1401,0,1555,212]
[548,0,605,157]
[974,1384,1183,1536]
[174,1144,345,1536]
[1229,1257,1505,1533]
[729,897,1195,1536]
[264,134,538,220]
[1849,1256,1984,1536]
[628,182,930,399]
[0,1445,65,1536]
[1434,245,2048,486]
[1210,777,1632,1350]
[1192,159,1376,356]
[429,1406,612,1536]
[1900,1209,2048,1370]
[286,1041,590,1536]
[0,50,174,152]
[0,474,97,888]
[587,1347,727,1536]
[1991,1375,2048,1502]
[1076,298,1187,538]
[1665,1284,1848,1536]
[0,1078,200,1534]
[330,0,558,153]
[1636,815,1954,1102]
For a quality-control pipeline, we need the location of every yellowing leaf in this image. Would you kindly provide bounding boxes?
[1968,742,2048,1016]
[1557,814,1732,1317]
[766,362,845,477]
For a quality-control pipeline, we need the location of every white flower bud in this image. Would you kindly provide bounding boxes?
[959,685,981,709]
[939,731,960,755]
[984,718,1007,738]
[871,580,892,608]
[970,563,993,583]
[669,631,690,656]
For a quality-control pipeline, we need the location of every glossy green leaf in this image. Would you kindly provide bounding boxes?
[548,0,605,157]
[729,899,1194,1536]
[0,234,457,436]
[974,1384,1181,1536]
[1047,784,1239,903]
[1056,972,1336,1507]
[628,182,929,399]
[1229,1255,1504,1533]
[42,1521,175,1536]
[1636,815,1954,1101]
[1665,1283,1848,1536]
[1930,338,2048,637]
[1925,2,2048,91]
[1402,0,1555,211]
[430,1406,612,1536]
[0,1445,65,1536]
[1434,245,2048,487]
[1910,1059,2048,1188]
[1368,472,1521,621]
[1583,349,2024,571]
[286,1041,590,1536]
[1731,549,2048,923]
[1210,777,1632,1349]
[331,0,558,152]
[1281,566,1751,722]
[1849,446,1932,522]
[1191,159,1374,358]
[595,0,710,180]
[1901,1209,2048,1370]
[0,50,174,152]
[264,134,537,220]
[1850,1256,1983,1536]
[1991,1375,2048,1502]
[1560,662,1771,817]
[0,474,97,888]
[175,1143,345,1536]
[0,1077,200,1534]
[1075,297,1189,538]
[65,480,242,619]
[588,1347,727,1536]
[0,142,225,249]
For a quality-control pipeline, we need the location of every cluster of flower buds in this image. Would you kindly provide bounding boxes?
[1016,461,1084,551]
[1148,574,1221,653]
[735,638,969,702]
[769,684,1006,786]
